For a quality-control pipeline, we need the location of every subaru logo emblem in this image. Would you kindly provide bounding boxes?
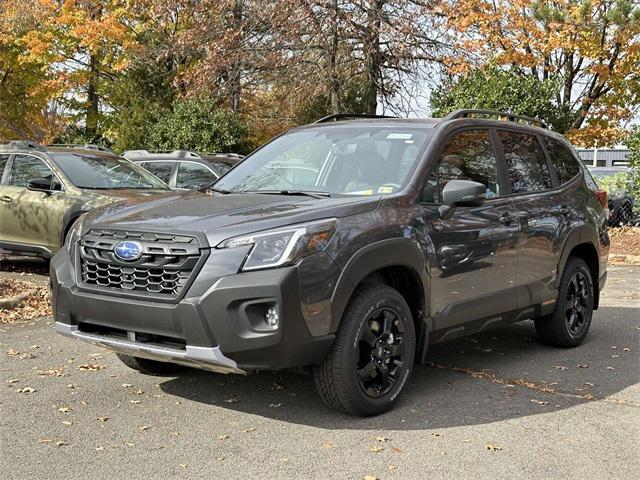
[114,241,143,261]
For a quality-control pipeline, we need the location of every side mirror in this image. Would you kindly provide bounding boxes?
[442,179,486,207]
[27,177,53,193]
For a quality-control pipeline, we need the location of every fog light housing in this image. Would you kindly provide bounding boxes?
[265,306,279,327]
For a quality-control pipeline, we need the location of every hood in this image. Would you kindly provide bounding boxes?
[83,191,380,246]
[80,188,174,209]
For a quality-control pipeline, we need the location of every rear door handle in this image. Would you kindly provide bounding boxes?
[0,195,12,203]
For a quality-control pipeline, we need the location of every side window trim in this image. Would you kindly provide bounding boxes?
[7,153,66,191]
[419,126,504,205]
[489,128,512,196]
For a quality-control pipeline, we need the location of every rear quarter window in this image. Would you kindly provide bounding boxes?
[543,136,581,184]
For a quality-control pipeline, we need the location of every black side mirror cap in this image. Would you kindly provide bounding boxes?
[26,177,53,192]
[442,179,486,207]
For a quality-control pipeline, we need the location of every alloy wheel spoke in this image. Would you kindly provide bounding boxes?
[357,359,377,381]
[361,325,378,347]
[387,337,404,357]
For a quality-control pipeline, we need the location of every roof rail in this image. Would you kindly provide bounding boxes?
[201,152,245,159]
[443,109,548,129]
[47,143,115,154]
[314,113,397,123]
[121,150,201,159]
[0,140,45,151]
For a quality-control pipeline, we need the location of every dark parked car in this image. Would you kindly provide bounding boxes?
[122,150,244,191]
[0,142,170,257]
[51,110,610,416]
[588,166,635,225]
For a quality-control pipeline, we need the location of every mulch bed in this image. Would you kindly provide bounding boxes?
[608,226,640,265]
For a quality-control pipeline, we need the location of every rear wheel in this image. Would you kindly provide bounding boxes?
[115,353,183,375]
[534,257,594,347]
[312,283,415,416]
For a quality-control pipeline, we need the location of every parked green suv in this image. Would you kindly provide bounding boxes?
[0,141,170,257]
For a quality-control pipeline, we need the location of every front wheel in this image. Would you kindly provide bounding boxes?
[312,284,415,416]
[534,257,594,347]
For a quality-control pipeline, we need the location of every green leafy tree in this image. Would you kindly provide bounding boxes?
[147,97,250,154]
[431,67,575,132]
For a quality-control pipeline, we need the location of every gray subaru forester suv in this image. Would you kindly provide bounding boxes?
[51,110,610,416]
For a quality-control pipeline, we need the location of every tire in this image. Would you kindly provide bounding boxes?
[115,353,183,375]
[312,283,416,416]
[534,257,594,348]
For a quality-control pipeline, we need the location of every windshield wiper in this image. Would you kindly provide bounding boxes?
[243,190,331,199]
[208,186,232,194]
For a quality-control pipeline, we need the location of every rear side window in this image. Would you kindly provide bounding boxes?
[423,129,501,203]
[0,154,9,183]
[141,162,174,184]
[498,131,552,194]
[176,162,217,189]
[542,136,581,184]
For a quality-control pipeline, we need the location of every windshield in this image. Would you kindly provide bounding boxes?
[50,153,169,190]
[215,126,432,195]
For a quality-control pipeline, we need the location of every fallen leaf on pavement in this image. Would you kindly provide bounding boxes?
[218,434,229,440]
[552,365,568,370]
[269,403,283,408]
[121,383,134,388]
[139,426,151,431]
[364,476,379,480]
[16,386,36,394]
[531,399,549,406]
[321,441,332,449]
[7,349,19,356]
[486,444,502,452]
[369,446,384,453]
[77,364,105,371]
[578,364,589,368]
[376,436,390,442]
[56,441,68,447]
[96,416,109,423]
[243,428,256,433]
[224,398,238,404]
[130,400,141,404]
[62,421,72,426]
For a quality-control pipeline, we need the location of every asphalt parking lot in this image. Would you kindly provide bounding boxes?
[1,264,638,480]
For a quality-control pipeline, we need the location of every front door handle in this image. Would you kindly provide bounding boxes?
[0,195,12,203]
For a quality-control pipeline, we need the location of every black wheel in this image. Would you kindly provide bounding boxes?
[312,283,415,416]
[534,257,594,347]
[115,353,183,375]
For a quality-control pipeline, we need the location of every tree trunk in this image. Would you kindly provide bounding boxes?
[362,0,383,114]
[86,53,100,139]
[229,0,243,113]
[329,0,340,113]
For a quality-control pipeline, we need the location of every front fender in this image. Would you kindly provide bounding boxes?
[329,238,429,334]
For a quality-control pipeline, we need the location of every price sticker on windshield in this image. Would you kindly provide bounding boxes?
[386,133,413,140]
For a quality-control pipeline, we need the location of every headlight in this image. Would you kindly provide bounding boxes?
[218,218,336,271]
[65,214,86,254]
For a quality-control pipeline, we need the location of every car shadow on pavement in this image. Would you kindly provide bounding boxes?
[160,306,638,430]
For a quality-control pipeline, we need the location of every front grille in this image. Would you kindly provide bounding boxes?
[79,230,203,299]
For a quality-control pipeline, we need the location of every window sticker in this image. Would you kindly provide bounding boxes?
[378,186,394,193]
[386,133,413,140]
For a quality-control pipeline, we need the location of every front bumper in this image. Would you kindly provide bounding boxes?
[51,248,335,372]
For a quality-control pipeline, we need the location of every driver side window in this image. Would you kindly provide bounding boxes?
[422,130,500,203]
[8,154,58,189]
